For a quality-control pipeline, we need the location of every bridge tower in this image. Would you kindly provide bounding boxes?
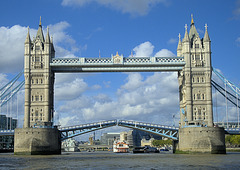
[23,17,55,128]
[14,18,60,155]
[178,17,213,128]
[176,16,226,153]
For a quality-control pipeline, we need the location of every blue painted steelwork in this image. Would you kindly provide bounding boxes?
[212,68,240,96]
[225,128,240,135]
[212,80,240,108]
[0,130,14,136]
[50,56,185,72]
[118,120,179,140]
[59,120,117,141]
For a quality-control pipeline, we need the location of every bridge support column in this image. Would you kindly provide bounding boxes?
[176,127,226,154]
[14,128,61,155]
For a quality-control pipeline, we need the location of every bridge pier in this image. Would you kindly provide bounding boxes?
[14,128,61,155]
[175,127,226,154]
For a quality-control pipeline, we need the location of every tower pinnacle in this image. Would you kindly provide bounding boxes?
[191,14,194,25]
[39,16,42,26]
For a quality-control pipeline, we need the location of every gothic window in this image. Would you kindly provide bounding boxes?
[195,44,199,48]
[36,79,38,84]
[35,96,39,101]
[197,77,200,83]
[202,77,204,82]
[40,79,43,84]
[32,96,34,101]
[192,77,195,83]
[197,94,201,100]
[32,79,34,84]
[36,45,40,51]
[36,57,40,62]
[202,94,205,100]
[40,95,43,101]
[193,94,196,100]
[195,55,200,61]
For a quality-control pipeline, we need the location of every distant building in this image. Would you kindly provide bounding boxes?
[128,129,162,147]
[62,138,79,152]
[141,137,155,147]
[100,130,163,147]
[0,115,18,151]
[0,115,17,130]
[100,133,120,145]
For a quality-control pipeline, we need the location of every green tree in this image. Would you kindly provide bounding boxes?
[152,139,173,147]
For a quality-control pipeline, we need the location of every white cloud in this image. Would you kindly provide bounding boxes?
[61,0,168,16]
[233,0,240,18]
[167,38,177,44]
[0,25,27,73]
[236,37,240,45]
[133,41,154,57]
[0,73,9,87]
[55,78,88,100]
[131,41,176,57]
[0,21,82,73]
[154,49,176,57]
[58,71,180,127]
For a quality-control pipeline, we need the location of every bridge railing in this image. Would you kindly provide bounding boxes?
[59,120,117,132]
[118,120,179,130]
[0,130,14,136]
[51,56,185,65]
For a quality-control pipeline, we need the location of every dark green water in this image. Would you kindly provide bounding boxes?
[0,152,240,169]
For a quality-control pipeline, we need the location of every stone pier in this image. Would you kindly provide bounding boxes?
[14,128,61,155]
[175,127,226,154]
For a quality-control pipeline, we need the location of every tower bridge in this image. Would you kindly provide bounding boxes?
[1,16,239,154]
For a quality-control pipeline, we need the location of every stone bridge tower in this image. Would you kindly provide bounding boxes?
[176,17,225,154]
[177,17,213,128]
[14,18,60,155]
[24,18,55,128]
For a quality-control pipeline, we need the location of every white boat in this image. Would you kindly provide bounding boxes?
[113,140,129,153]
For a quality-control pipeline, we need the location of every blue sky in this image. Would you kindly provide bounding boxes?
[0,0,240,138]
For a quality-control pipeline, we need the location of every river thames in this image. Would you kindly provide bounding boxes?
[0,151,240,169]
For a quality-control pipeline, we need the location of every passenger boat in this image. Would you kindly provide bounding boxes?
[113,140,129,153]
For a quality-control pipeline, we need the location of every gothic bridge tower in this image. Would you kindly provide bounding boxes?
[177,16,213,128]
[14,18,60,155]
[24,18,55,128]
[176,17,225,154]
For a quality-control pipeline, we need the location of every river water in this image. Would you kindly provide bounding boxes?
[0,151,240,169]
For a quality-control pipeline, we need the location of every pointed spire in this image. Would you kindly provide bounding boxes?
[191,14,194,25]
[45,26,50,43]
[39,16,42,26]
[177,33,182,49]
[183,24,189,42]
[25,26,31,44]
[189,14,199,42]
[203,24,210,42]
[36,16,45,42]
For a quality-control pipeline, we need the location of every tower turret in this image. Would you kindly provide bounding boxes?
[177,33,182,57]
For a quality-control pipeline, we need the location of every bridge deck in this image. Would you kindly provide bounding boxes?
[50,56,185,72]
[0,130,14,136]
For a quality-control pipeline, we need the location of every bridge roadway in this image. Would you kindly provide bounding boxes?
[1,120,239,140]
[50,56,185,72]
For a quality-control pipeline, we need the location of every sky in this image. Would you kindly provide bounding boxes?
[0,0,240,139]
